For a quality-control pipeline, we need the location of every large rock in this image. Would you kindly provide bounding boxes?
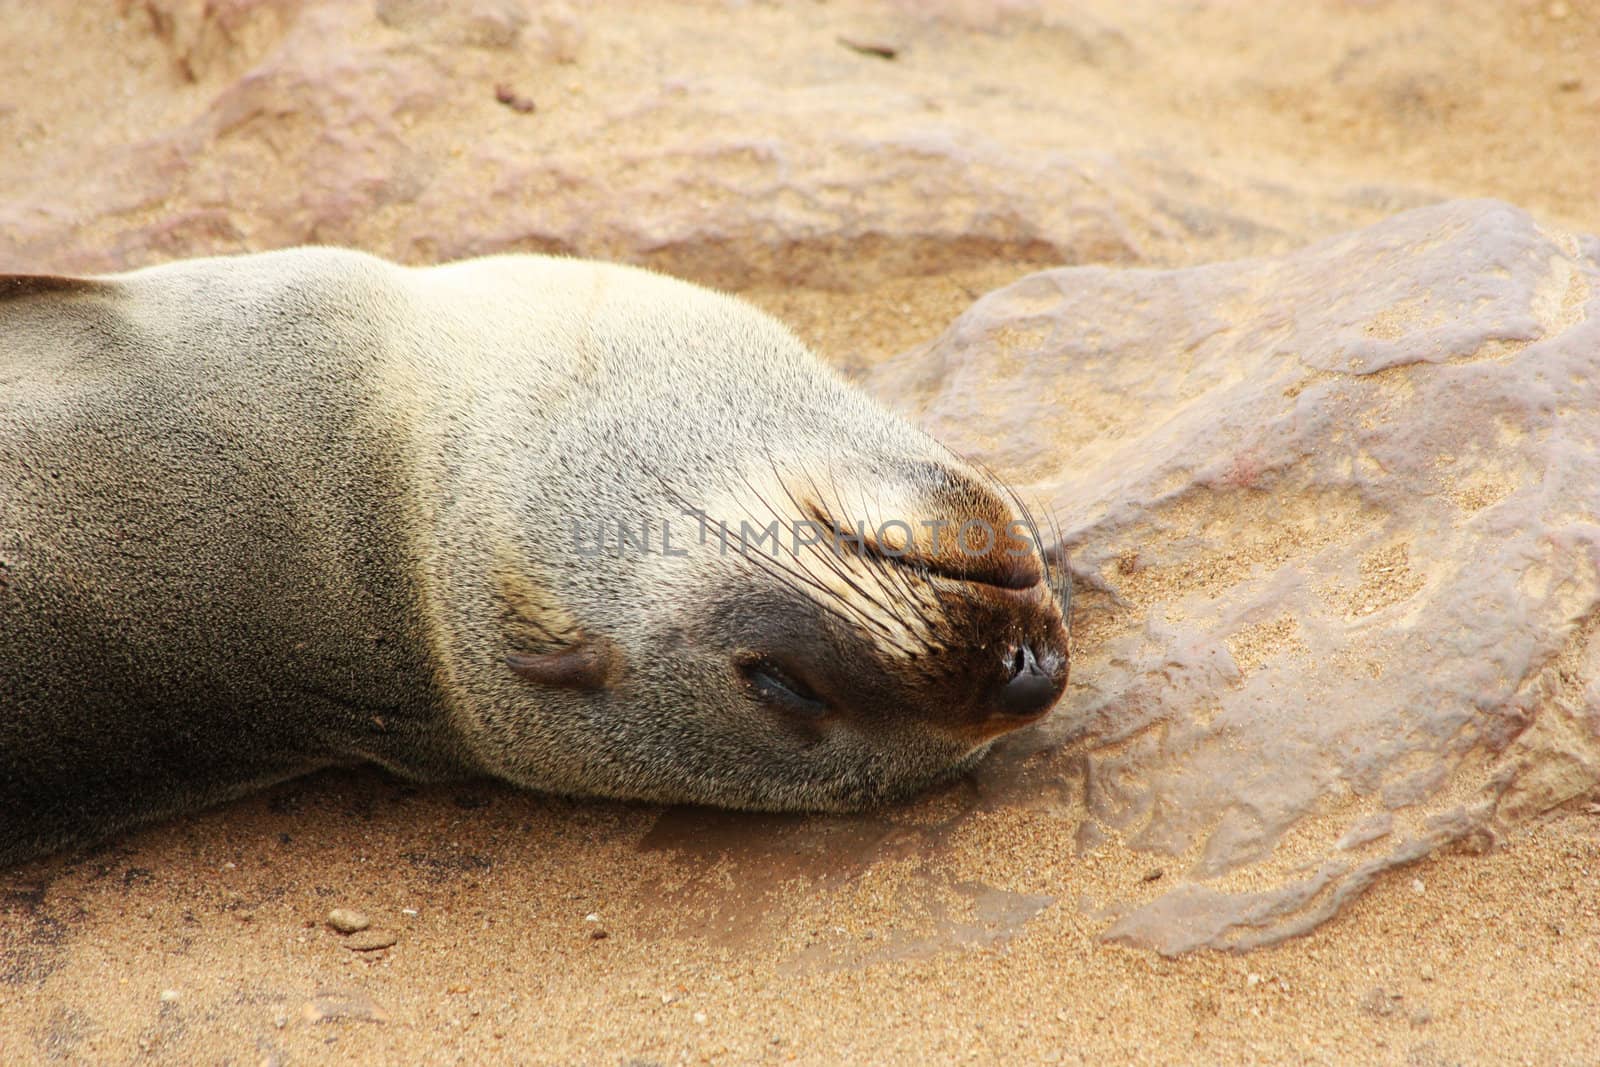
[867,198,1600,952]
[0,0,1422,283]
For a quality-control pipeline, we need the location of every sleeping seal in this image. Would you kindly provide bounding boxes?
[0,251,1070,864]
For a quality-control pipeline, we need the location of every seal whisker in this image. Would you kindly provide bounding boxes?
[850,476,945,655]
[820,464,942,656]
[729,467,912,644]
[1043,504,1074,614]
[643,460,895,640]
[962,453,1053,590]
[768,453,916,628]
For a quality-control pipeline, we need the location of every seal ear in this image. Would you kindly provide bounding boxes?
[506,636,619,691]
[495,563,620,690]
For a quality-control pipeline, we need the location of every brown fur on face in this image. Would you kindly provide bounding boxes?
[735,475,1069,746]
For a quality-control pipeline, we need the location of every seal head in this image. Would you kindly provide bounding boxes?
[406,257,1073,812]
[491,453,1072,810]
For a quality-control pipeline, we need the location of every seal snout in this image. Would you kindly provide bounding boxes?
[996,642,1062,720]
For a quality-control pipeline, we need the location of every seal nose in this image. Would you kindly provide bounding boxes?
[996,643,1060,718]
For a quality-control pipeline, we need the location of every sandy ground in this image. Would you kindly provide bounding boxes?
[3,1,1600,1064]
[2,770,1597,1065]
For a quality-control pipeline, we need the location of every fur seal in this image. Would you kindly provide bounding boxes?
[0,249,1070,865]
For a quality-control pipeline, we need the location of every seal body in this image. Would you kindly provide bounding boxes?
[0,251,1070,865]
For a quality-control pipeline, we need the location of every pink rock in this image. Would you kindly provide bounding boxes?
[869,199,1600,952]
[0,1,1416,281]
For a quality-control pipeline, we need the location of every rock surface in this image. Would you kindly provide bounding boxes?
[0,0,1523,285]
[868,198,1600,952]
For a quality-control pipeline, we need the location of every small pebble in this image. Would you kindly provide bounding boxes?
[837,35,899,59]
[1246,973,1262,987]
[1420,964,1436,982]
[494,83,536,113]
[1409,878,1425,896]
[159,989,180,1003]
[344,929,399,952]
[584,913,600,923]
[693,1011,707,1025]
[327,908,371,934]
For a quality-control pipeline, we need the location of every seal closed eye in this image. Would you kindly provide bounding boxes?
[0,248,1071,864]
[737,655,830,719]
